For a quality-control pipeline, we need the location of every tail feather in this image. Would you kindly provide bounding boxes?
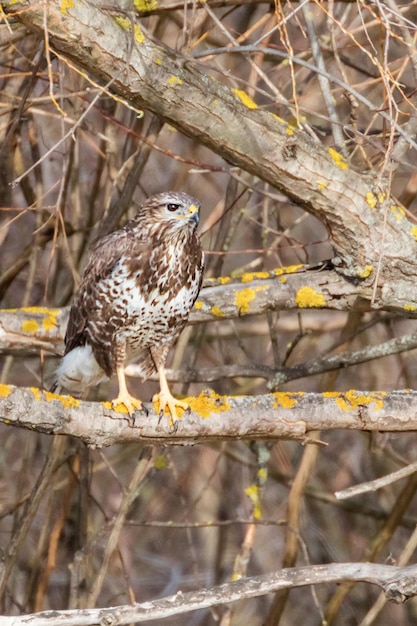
[53,344,108,396]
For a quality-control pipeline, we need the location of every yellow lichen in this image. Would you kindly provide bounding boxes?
[154,454,168,470]
[411,226,417,241]
[328,147,348,170]
[295,286,326,308]
[322,391,340,399]
[22,320,40,333]
[187,390,230,418]
[20,308,58,333]
[273,392,303,409]
[133,23,145,43]
[273,264,304,276]
[211,306,224,317]
[286,117,304,135]
[105,400,131,414]
[43,315,57,331]
[31,387,81,408]
[356,265,373,279]
[257,467,267,481]
[0,384,11,397]
[317,181,327,190]
[404,303,417,311]
[366,191,386,209]
[168,76,183,86]
[272,113,286,124]
[241,271,270,283]
[194,301,203,310]
[390,204,405,221]
[232,88,258,110]
[30,387,42,401]
[60,0,74,13]
[245,484,262,520]
[217,276,231,285]
[58,395,81,409]
[234,286,266,314]
[114,16,145,44]
[134,0,158,10]
[366,192,377,208]
[155,57,162,65]
[21,306,55,315]
[336,390,385,412]
[235,287,256,314]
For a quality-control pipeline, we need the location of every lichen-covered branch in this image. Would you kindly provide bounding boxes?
[2,263,417,358]
[3,562,417,626]
[1,384,417,447]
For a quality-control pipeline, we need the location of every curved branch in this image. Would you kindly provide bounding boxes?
[6,0,417,304]
[4,563,417,626]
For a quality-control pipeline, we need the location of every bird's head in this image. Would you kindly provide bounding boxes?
[139,191,201,234]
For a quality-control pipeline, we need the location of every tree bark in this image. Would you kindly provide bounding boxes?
[1,384,417,447]
[5,0,417,311]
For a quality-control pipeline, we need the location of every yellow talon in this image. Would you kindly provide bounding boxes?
[112,391,143,416]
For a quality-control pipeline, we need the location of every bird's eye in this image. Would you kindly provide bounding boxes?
[167,203,180,212]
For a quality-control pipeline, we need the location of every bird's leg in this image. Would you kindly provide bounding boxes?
[111,341,143,418]
[157,365,190,427]
[154,364,190,427]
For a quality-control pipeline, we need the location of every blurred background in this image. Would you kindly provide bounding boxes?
[1,1,417,623]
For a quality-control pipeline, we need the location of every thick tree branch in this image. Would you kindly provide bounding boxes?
[2,264,417,358]
[3,562,417,626]
[5,0,417,309]
[1,385,417,447]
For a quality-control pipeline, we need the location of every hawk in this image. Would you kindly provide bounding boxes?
[54,191,204,423]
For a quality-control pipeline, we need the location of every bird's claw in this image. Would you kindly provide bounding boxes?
[111,392,143,425]
[157,408,178,432]
[154,392,189,431]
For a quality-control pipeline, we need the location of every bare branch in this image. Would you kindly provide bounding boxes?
[3,562,417,626]
[336,460,417,500]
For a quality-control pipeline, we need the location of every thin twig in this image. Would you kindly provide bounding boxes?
[335,460,417,500]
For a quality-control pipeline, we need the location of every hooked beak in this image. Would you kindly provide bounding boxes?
[188,203,200,225]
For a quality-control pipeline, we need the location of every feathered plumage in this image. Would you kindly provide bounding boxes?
[54,191,204,422]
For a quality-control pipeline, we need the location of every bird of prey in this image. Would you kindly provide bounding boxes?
[54,191,204,423]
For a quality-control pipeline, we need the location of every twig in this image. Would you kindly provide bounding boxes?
[193,44,417,153]
[266,441,319,624]
[87,447,154,605]
[11,69,121,187]
[0,436,67,599]
[301,3,346,151]
[326,471,417,623]
[335,460,417,500]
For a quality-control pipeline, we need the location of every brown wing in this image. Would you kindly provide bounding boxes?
[64,227,144,354]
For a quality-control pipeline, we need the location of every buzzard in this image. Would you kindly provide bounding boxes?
[54,191,204,423]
